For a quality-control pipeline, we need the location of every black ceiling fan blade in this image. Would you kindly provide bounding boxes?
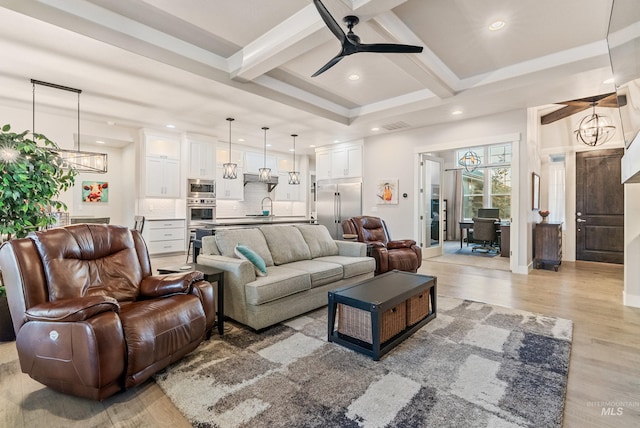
[312,54,345,77]
[313,0,347,44]
[357,43,424,54]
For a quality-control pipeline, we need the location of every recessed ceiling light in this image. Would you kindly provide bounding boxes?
[452,110,463,115]
[289,148,295,152]
[95,140,105,144]
[266,144,272,147]
[309,145,316,148]
[166,124,176,129]
[333,140,341,143]
[107,121,115,126]
[348,74,360,81]
[371,127,380,131]
[603,77,615,84]
[488,20,505,31]
[238,138,245,142]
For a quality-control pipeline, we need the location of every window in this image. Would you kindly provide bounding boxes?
[457,144,511,220]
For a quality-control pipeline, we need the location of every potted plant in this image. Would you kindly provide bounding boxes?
[0,124,77,238]
[0,124,77,340]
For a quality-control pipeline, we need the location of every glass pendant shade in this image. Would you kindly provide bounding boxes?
[222,117,237,179]
[458,150,481,172]
[259,126,271,181]
[574,105,616,147]
[32,79,107,174]
[288,133,300,185]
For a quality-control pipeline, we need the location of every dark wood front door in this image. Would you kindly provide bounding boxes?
[576,148,624,263]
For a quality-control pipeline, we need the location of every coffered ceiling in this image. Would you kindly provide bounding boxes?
[0,0,620,153]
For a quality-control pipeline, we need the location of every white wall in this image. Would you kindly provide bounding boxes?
[364,110,527,235]
[362,109,529,271]
[624,184,640,306]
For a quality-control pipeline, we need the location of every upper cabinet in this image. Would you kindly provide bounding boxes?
[315,141,363,180]
[188,139,215,179]
[140,131,181,198]
[245,151,277,174]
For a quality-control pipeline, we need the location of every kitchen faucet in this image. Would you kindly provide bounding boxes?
[261,196,273,216]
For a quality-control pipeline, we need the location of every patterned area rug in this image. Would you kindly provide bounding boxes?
[154,296,572,428]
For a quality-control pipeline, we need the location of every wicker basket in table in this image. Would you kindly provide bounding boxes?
[406,290,431,326]
[337,302,406,344]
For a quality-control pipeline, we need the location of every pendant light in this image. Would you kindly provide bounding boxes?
[288,134,300,185]
[574,103,616,147]
[32,79,108,173]
[222,117,237,179]
[458,150,481,172]
[259,127,271,181]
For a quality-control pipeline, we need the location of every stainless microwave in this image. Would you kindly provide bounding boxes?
[188,179,215,197]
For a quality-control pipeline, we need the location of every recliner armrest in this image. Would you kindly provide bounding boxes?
[25,295,119,322]
[140,271,205,298]
[387,239,417,249]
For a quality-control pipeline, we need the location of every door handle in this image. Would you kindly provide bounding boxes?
[576,218,587,223]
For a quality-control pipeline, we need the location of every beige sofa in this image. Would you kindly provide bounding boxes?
[198,224,375,330]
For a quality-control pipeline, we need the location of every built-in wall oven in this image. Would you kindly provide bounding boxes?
[187,179,216,236]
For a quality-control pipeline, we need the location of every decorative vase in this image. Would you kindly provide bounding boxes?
[541,217,548,223]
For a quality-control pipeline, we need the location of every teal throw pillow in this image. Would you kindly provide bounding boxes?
[235,244,268,277]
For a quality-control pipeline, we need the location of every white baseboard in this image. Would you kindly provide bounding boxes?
[623,292,640,308]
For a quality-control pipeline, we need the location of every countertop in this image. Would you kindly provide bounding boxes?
[196,217,316,228]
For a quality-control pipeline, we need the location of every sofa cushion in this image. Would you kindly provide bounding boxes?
[295,225,338,258]
[313,256,376,279]
[235,245,267,276]
[259,226,311,265]
[215,228,274,267]
[244,266,310,305]
[286,260,343,288]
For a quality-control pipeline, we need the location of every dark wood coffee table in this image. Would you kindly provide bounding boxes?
[328,270,437,360]
[157,263,225,335]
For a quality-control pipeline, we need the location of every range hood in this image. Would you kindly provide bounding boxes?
[243,173,279,192]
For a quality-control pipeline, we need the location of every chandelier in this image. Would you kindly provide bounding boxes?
[574,103,616,147]
[32,79,107,173]
[458,150,481,172]
[259,127,271,181]
[288,134,300,185]
[222,117,237,179]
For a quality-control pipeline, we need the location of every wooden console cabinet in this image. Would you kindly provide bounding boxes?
[534,222,562,271]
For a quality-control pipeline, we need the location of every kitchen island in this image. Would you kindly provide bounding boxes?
[192,217,317,263]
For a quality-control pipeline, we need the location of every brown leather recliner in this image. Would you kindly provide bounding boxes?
[0,224,215,400]
[342,216,422,275]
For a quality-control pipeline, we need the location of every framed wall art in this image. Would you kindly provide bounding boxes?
[82,181,109,203]
[376,179,398,205]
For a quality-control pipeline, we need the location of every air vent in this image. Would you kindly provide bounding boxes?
[381,121,411,131]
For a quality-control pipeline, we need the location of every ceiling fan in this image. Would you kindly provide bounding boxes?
[312,0,424,77]
[540,92,626,125]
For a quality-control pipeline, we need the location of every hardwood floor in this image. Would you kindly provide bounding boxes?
[0,254,638,427]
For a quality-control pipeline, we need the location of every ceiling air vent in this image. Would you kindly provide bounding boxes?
[381,121,411,131]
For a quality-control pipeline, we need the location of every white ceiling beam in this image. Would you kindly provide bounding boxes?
[229,5,328,82]
[370,11,458,98]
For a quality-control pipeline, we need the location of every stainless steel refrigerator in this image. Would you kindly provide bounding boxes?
[316,178,362,239]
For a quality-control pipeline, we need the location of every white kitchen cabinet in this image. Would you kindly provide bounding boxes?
[245,151,277,174]
[141,132,181,198]
[275,173,302,201]
[145,157,180,197]
[216,146,244,168]
[216,166,244,200]
[315,141,363,179]
[142,219,186,255]
[188,140,215,179]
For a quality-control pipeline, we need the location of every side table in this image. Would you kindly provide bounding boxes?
[157,263,225,335]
